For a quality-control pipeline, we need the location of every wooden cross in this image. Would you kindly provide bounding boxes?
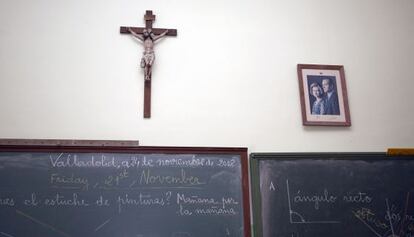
[120,10,177,118]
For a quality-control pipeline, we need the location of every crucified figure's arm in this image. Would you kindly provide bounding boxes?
[128,27,144,41]
[152,30,169,42]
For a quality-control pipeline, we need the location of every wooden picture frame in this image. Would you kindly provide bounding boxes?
[297,64,351,126]
[0,140,251,237]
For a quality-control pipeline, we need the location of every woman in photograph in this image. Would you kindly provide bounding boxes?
[309,82,326,115]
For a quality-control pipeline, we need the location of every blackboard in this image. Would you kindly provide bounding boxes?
[251,153,414,237]
[0,145,251,237]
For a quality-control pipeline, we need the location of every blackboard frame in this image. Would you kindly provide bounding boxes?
[0,143,251,237]
[250,152,413,237]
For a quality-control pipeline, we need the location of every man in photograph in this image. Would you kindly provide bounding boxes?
[321,78,340,115]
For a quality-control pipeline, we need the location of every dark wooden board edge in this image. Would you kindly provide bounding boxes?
[250,155,263,237]
[250,152,414,160]
[0,139,139,147]
[240,148,252,237]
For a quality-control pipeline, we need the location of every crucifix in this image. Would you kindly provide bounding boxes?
[120,10,177,118]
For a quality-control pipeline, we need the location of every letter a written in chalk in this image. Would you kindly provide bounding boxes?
[269,182,276,191]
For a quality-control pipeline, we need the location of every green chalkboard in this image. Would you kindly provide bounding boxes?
[0,145,251,237]
[251,153,414,237]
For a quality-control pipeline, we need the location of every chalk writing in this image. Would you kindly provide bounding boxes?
[269,181,276,191]
[406,215,414,222]
[176,193,240,216]
[103,169,129,187]
[217,159,237,168]
[44,193,89,207]
[286,179,341,224]
[120,157,140,168]
[177,205,238,216]
[0,197,15,206]
[343,192,373,204]
[117,193,168,213]
[23,193,39,206]
[50,154,118,168]
[95,195,110,207]
[176,193,219,205]
[178,204,193,216]
[385,204,401,222]
[352,208,389,230]
[48,153,241,169]
[222,197,239,208]
[194,207,237,216]
[142,157,154,167]
[351,196,414,237]
[156,156,210,167]
[293,189,337,210]
[138,169,205,186]
[50,173,89,190]
[165,191,172,204]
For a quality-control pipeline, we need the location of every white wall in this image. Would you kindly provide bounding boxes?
[0,0,413,152]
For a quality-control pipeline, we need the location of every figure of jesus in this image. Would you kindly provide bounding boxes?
[128,28,169,81]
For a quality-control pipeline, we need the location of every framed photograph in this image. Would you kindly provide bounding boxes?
[297,64,351,126]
